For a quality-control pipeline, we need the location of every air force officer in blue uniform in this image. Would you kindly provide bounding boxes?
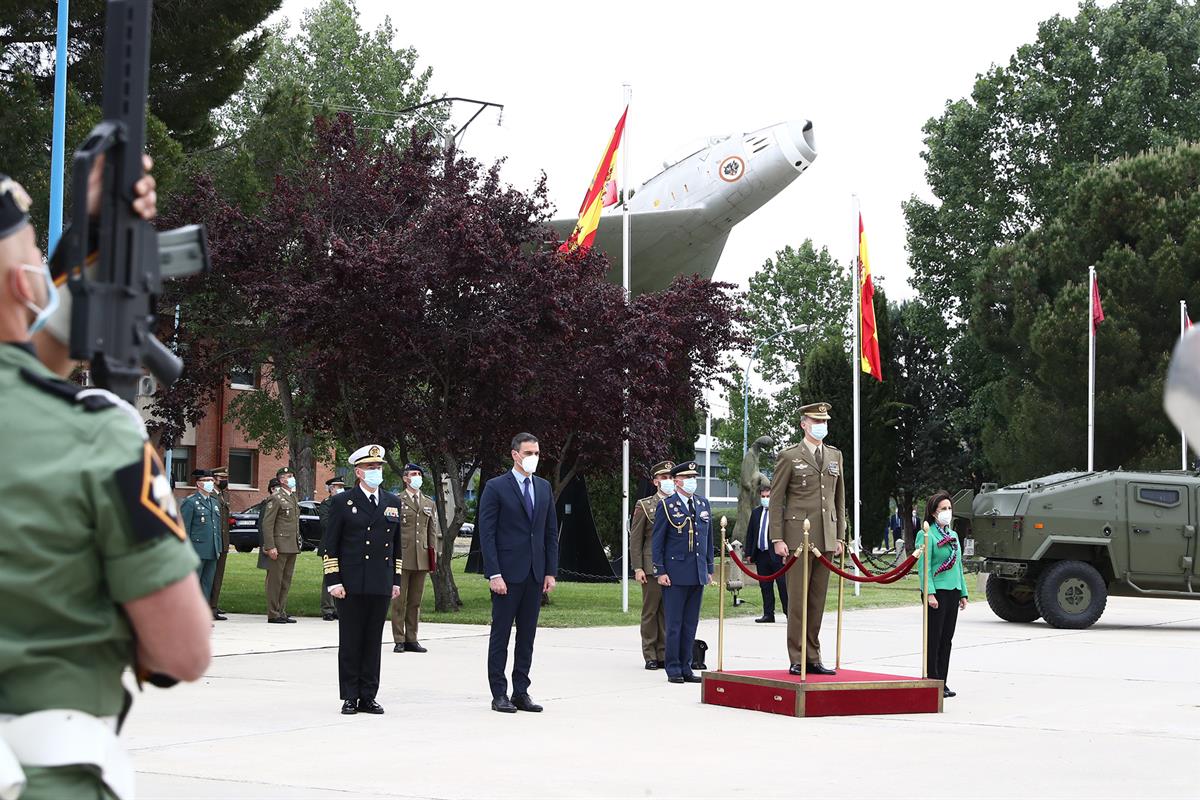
[479,432,559,713]
[652,461,714,684]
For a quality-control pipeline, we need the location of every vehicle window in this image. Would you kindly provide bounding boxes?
[1137,487,1181,507]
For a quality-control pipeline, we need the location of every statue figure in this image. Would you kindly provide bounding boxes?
[735,435,775,543]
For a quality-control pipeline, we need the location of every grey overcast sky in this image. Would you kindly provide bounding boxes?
[277,0,1088,302]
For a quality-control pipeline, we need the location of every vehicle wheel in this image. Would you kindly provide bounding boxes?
[1034,560,1107,629]
[984,574,1041,623]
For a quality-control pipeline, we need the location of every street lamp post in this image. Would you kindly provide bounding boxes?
[742,326,803,453]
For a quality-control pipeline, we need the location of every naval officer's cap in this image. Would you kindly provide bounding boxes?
[650,460,675,477]
[403,463,424,475]
[0,174,32,240]
[799,401,832,420]
[349,444,386,466]
[670,461,699,478]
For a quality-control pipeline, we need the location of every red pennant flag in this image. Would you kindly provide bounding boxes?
[1091,272,1105,335]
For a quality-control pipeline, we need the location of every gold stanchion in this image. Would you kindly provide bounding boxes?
[836,540,846,670]
[718,516,727,672]
[800,519,811,682]
[921,521,931,680]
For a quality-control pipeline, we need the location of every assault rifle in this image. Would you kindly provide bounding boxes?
[56,0,209,404]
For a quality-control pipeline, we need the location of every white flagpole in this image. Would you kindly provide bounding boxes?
[1183,300,1189,470]
[621,83,632,613]
[1087,266,1096,472]
[851,196,862,597]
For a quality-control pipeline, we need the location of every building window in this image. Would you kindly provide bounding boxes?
[228,365,258,390]
[228,449,256,487]
[168,447,193,487]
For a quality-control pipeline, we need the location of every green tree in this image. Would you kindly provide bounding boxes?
[973,143,1200,483]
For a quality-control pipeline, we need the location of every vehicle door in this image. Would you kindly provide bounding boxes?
[1126,482,1191,582]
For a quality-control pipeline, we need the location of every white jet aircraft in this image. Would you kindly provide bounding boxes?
[549,119,816,294]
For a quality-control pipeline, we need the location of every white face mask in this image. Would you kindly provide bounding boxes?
[659,478,676,495]
[18,261,60,335]
[679,477,698,495]
[331,487,344,495]
[809,422,828,441]
[285,476,296,491]
[408,475,423,491]
[362,468,384,488]
[760,496,769,508]
[936,509,953,528]
[520,454,539,474]
[199,480,214,493]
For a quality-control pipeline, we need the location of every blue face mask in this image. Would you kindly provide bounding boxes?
[363,468,383,488]
[19,261,59,335]
[760,496,770,508]
[408,475,423,491]
[285,476,296,491]
[659,479,676,495]
[680,477,698,495]
[810,422,828,441]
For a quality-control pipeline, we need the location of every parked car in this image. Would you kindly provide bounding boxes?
[229,499,324,552]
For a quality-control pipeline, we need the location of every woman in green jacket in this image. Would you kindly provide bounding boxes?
[917,490,969,698]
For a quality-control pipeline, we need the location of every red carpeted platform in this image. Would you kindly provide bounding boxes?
[701,669,942,717]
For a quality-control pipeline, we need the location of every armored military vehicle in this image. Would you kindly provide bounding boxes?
[961,471,1199,629]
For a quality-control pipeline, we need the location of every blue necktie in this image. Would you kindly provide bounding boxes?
[523,477,534,520]
[759,511,768,551]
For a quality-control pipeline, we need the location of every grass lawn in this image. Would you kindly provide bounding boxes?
[217,551,924,627]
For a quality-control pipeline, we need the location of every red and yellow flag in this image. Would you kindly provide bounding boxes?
[1091,272,1105,335]
[560,107,627,253]
[858,214,883,381]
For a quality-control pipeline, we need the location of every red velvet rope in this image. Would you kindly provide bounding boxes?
[850,551,877,577]
[727,547,800,583]
[813,550,919,584]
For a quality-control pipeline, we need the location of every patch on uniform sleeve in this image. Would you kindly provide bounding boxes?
[114,442,185,542]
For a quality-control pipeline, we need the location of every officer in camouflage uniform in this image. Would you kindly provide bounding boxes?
[262,466,302,623]
[390,463,441,653]
[628,459,673,670]
[317,476,346,621]
[0,172,212,800]
[768,401,846,675]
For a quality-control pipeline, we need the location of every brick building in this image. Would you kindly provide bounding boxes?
[157,368,337,512]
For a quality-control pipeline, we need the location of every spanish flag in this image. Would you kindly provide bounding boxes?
[560,107,628,253]
[858,214,883,381]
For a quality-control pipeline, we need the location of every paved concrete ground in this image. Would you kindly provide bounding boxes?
[127,595,1199,799]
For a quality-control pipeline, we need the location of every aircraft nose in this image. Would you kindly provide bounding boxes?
[776,119,817,171]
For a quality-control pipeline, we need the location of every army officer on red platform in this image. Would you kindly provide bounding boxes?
[322,445,402,715]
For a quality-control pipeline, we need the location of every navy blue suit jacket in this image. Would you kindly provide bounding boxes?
[744,505,774,562]
[479,470,559,584]
[652,492,714,585]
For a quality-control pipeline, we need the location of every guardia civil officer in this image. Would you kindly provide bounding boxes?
[317,476,346,621]
[180,469,223,601]
[209,466,232,620]
[768,402,846,675]
[0,170,211,800]
[652,461,714,684]
[322,445,403,714]
[262,466,302,623]
[391,463,441,653]
[629,460,674,669]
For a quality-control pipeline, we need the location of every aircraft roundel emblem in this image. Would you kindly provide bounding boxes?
[718,156,745,183]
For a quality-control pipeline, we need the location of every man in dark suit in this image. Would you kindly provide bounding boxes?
[322,445,402,715]
[652,461,714,684]
[744,486,788,623]
[478,432,559,713]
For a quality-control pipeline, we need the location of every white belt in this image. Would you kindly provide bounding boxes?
[0,711,133,800]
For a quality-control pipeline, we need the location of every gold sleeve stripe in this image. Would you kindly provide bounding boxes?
[322,557,339,567]
[324,564,339,574]
[395,559,403,574]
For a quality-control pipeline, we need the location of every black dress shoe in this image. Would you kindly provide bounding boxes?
[322,613,336,621]
[807,662,836,675]
[512,694,543,712]
[358,699,385,714]
[267,617,287,624]
[943,687,956,698]
[644,660,661,670]
[212,611,227,621]
[284,616,298,623]
[404,642,427,653]
[754,615,775,623]
[667,676,686,684]
[491,695,517,713]
[341,700,357,715]
[215,607,227,615]
[393,643,405,653]
[682,675,702,683]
